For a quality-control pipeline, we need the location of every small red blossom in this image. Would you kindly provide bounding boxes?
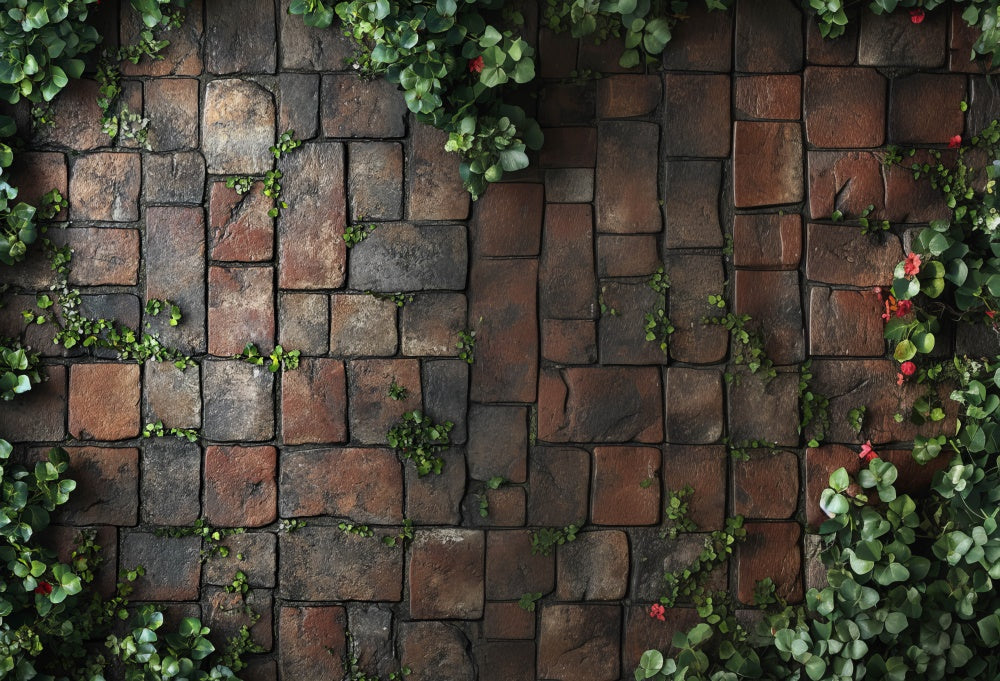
[859,441,879,463]
[897,372,906,386]
[900,360,917,376]
[909,7,925,23]
[34,581,52,596]
[987,310,996,319]
[896,299,913,317]
[949,134,962,149]
[873,286,884,303]
[468,56,484,74]
[903,252,922,278]
[649,603,666,621]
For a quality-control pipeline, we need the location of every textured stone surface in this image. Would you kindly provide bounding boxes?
[735,0,803,72]
[538,605,621,681]
[56,447,138,525]
[733,269,805,365]
[664,253,728,364]
[408,120,469,220]
[70,153,140,221]
[808,287,885,356]
[205,0,275,74]
[399,293,467,356]
[858,9,947,67]
[349,142,403,220]
[278,292,329,355]
[69,364,140,441]
[145,78,199,150]
[280,448,402,522]
[662,445,727,531]
[888,73,966,144]
[528,447,590,526]
[0,365,66,442]
[120,0,203,76]
[542,319,598,365]
[329,294,397,356]
[347,359,422,444]
[473,183,544,257]
[556,530,629,600]
[663,74,730,157]
[281,359,348,445]
[598,74,661,118]
[208,181,274,262]
[735,74,801,120]
[143,152,205,204]
[278,606,347,677]
[409,529,484,619]
[485,530,554,599]
[398,622,474,681]
[597,235,660,277]
[467,405,527,483]
[540,204,597,319]
[204,445,277,527]
[807,151,886,220]
[804,67,886,148]
[207,266,274,356]
[595,122,660,233]
[728,369,800,446]
[597,281,669,365]
[143,355,201,430]
[350,223,467,291]
[732,449,799,519]
[120,533,201,601]
[664,160,723,248]
[665,368,724,444]
[202,79,275,174]
[732,213,801,269]
[322,75,407,138]
[733,121,803,207]
[202,360,274,442]
[736,522,803,604]
[279,0,353,70]
[141,439,200,526]
[805,223,903,286]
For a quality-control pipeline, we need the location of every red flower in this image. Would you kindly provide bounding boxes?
[34,581,52,596]
[987,310,996,319]
[903,252,921,278]
[897,372,906,386]
[859,441,879,463]
[649,603,666,621]
[900,360,916,376]
[468,56,484,74]
[873,286,884,303]
[909,8,925,23]
[895,299,913,317]
[948,134,962,149]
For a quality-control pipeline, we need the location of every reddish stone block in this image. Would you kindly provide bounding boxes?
[144,361,200,430]
[597,75,661,118]
[805,223,903,286]
[736,522,802,604]
[473,183,544,257]
[397,621,474,681]
[484,601,535,640]
[348,141,403,220]
[734,269,804,365]
[408,120,470,220]
[539,82,596,127]
[348,359,422,444]
[663,74,730,157]
[623,606,700,677]
[597,235,660,277]
[278,606,347,678]
[727,369,800,447]
[321,75,406,137]
[662,445,727,531]
[597,281,670,366]
[469,258,538,403]
[884,149,955,223]
[120,533,201,600]
[329,294,397,356]
[555,530,628,600]
[596,122,660,234]
[204,588,272,651]
[807,151,886,220]
[33,79,104,150]
[662,3,732,71]
[6,152,67,216]
[888,73,966,144]
[734,0,803,72]
[528,447,590,526]
[280,447,402,522]
[120,0,203,76]
[55,447,138,525]
[0,364,65,442]
[57,228,139,286]
[539,28,578,78]
[475,486,526,527]
[409,529,484,619]
[69,363,140,441]
[486,530,554,599]
[804,67,886,148]
[732,449,799,519]
[663,253,728,365]
[145,78,199,151]
[542,319,597,364]
[145,206,205,353]
[665,368,723,445]
[538,367,663,443]
[858,8,947,67]
[406,449,466,524]
[203,445,277,528]
[539,127,597,168]
[950,6,997,73]
[399,293,467,356]
[208,181,274,262]
[70,153,141,222]
[207,266,274,356]
[477,641,534,681]
[968,76,1000,138]
[733,121,803,208]
[808,287,884,356]
[278,292,329,356]
[41,525,117,596]
[591,446,660,526]
[663,160,723,248]
[805,12,858,65]
[203,532,276,587]
[467,405,527,483]
[281,359,347,445]
[732,213,801,269]
[540,204,596,319]
[538,604,621,681]
[735,74,801,120]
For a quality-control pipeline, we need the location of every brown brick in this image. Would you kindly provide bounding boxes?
[968,76,1000,139]
[204,588,272,651]
[202,79,275,174]
[540,203,597,319]
[207,266,274,356]
[349,141,403,220]
[146,206,206,353]
[329,294,397,356]
[410,529,484,619]
[736,522,802,604]
[278,72,319,138]
[278,292,329,356]
[470,259,538,403]
[804,67,886,147]
[733,121,803,208]
[545,168,594,203]
[484,601,535,640]
[808,287,884,356]
[728,369,800,446]
[884,149,955,223]
[59,228,139,286]
[486,530,554,599]
[596,122,660,234]
[735,75,801,120]
[807,151,886,220]
[140,439,199,525]
[889,73,966,144]
[805,12,858,65]
[204,445,277,527]
[663,74,730,157]
[407,120,470,219]
[734,269,804,365]
[280,447,402,522]
[422,361,468,444]
[528,447,590,526]
[623,606,700,678]
[348,359,422,444]
[406,449,466,525]
[662,3,732,71]
[398,622,474,681]
[541,319,598,364]
[5,152,67,216]
[203,532,276,587]
[735,0,803,72]
[538,367,663,443]
[591,446,660,526]
[478,642,534,681]
[120,0,203,76]
[596,235,660,277]
[665,367,723,444]
[208,181,274,262]
[55,447,138,525]
[539,27,578,78]
[597,281,669,365]
[662,445,727,531]
[399,293,467,356]
[278,142,348,289]
[598,75,661,118]
[120,533,201,600]
[33,80,104,150]
[69,364,139,441]
[664,253,728,364]
[663,160,723,248]
[631,530,727,601]
[467,405,527,483]
[278,0,354,70]
[202,360,274,441]
[474,486,526,527]
[539,127,597,168]
[145,78,199,150]
[805,223,903,286]
[322,75,406,137]
[281,359,348,445]
[348,222,467,291]
[473,183,544,256]
[555,530,628,600]
[733,449,799,519]
[537,81,596,127]
[732,213,801,269]
[538,604,620,681]
[278,606,347,678]
[70,153,140,222]
[41,526,117,596]
[858,8,947,67]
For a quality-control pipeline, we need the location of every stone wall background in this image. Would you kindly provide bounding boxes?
[0,0,998,679]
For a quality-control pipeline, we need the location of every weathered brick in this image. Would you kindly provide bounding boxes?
[578,35,643,73]
[203,532,277,587]
[140,439,200,525]
[467,405,527,483]
[397,622,474,681]
[278,142,348,289]
[555,530,628,600]
[205,0,275,73]
[120,0,202,76]
[143,152,205,204]
[143,362,200,429]
[538,367,663,443]
[591,446,660,526]
[281,359,347,445]
[727,369,800,446]
[888,73,966,144]
[665,367,723,444]
[736,522,802,604]
[74,294,138,361]
[280,447,402,522]
[541,319,598,364]
[528,447,590,526]
[968,76,1000,135]
[663,74,730,157]
[595,122,660,233]
[399,293,467,356]
[804,67,886,148]
[422,360,469,444]
[33,80,104,150]
[208,181,274,262]
[484,601,535,640]
[662,2,733,71]
[69,363,139,441]
[807,151,886,220]
[55,228,139,286]
[322,75,406,137]
[202,360,274,441]
[732,449,799,519]
[278,606,347,678]
[280,525,402,601]
[596,235,659,277]
[348,359,422,444]
[623,606,700,679]
[70,153,140,222]
[733,121,803,208]
[145,78,199,151]
[278,293,329,355]
[538,604,620,681]
[539,127,597,168]
[630,530,727,601]
[545,168,594,203]
[329,294,397,356]
[732,213,801,269]
[202,79,275,174]
[734,269,804,365]
[41,525,117,596]
[486,530,554,599]
[734,0,803,72]
[204,445,277,527]
[539,27,578,78]
[735,75,801,120]
[204,587,272,651]
[664,253,728,364]
[349,223,467,291]
[0,365,66,442]
[469,258,538,403]
[6,152,66,215]
[348,142,403,220]
[662,445,727,531]
[858,8,947,67]
[808,287,884,356]
[470,486,526,527]
[406,449,466,524]
[51,447,138,525]
[278,73,319,139]
[407,120,469,220]
[410,529,484,619]
[145,206,206,354]
[207,266,274,356]
[598,281,669,365]
[344,604,395,679]
[278,0,354,70]
[664,160,723,248]
[473,183,544,257]
[120,533,200,600]
[540,204,597,319]
[477,641,534,681]
[598,75,661,118]
[805,10,858,65]
[805,223,903,286]
[539,82,596,126]
[884,149,955,223]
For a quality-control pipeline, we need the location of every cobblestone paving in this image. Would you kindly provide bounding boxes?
[0,1,997,679]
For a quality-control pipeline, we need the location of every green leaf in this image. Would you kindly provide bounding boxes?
[893,339,917,362]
